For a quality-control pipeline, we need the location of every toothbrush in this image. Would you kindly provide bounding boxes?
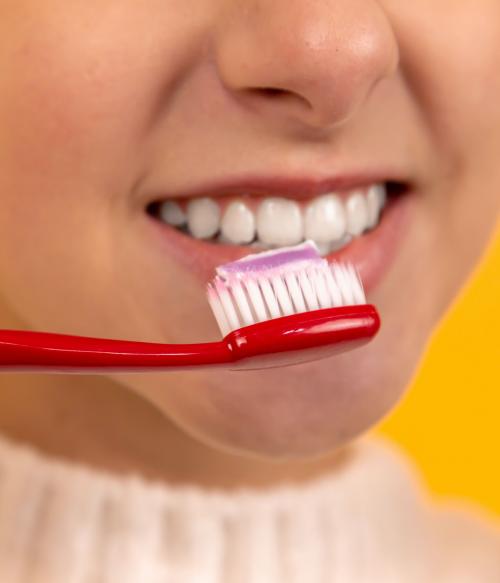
[0,242,380,373]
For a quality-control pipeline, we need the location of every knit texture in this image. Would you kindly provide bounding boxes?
[0,434,494,583]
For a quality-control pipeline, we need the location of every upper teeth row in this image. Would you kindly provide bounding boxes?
[157,185,386,254]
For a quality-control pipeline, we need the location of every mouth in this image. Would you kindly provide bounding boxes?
[143,175,412,294]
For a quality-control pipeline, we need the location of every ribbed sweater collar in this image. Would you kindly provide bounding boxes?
[0,434,436,583]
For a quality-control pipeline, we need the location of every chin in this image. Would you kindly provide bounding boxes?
[118,319,425,460]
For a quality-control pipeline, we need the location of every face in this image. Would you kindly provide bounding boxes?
[0,0,499,459]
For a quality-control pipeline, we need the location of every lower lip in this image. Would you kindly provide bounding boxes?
[144,191,414,296]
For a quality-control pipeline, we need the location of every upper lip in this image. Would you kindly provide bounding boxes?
[146,170,409,204]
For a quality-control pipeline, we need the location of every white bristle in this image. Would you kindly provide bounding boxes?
[207,285,231,337]
[258,276,281,319]
[348,263,366,305]
[216,282,241,332]
[299,269,320,311]
[323,266,343,307]
[244,277,268,322]
[329,263,346,305]
[230,279,256,327]
[207,261,367,337]
[271,274,294,316]
[337,264,356,305]
[311,266,331,309]
[284,271,307,313]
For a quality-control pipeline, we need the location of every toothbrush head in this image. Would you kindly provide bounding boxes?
[207,241,366,338]
[205,241,379,369]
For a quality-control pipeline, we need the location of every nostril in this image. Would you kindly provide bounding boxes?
[256,87,288,98]
[249,86,313,114]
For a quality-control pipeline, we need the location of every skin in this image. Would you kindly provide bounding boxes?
[0,0,499,497]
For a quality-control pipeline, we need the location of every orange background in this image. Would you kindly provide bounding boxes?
[377,224,500,516]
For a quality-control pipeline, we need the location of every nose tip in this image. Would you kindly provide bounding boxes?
[214,0,399,131]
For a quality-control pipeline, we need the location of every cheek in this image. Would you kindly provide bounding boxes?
[0,11,138,288]
[389,0,500,190]
[388,0,500,305]
[0,5,203,336]
[0,12,146,195]
[0,1,204,185]
[0,0,203,219]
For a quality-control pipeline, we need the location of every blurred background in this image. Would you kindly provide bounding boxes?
[377,224,500,517]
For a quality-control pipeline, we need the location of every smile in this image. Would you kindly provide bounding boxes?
[144,176,412,294]
[148,183,389,256]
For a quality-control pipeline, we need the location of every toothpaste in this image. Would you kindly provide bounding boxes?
[215,240,326,279]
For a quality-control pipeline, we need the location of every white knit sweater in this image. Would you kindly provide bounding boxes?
[0,434,498,583]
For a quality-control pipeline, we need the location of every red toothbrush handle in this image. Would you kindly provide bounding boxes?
[0,305,379,373]
[0,330,232,373]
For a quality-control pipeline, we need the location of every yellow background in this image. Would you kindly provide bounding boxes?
[377,224,500,517]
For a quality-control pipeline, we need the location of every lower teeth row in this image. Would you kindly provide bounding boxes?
[154,184,387,256]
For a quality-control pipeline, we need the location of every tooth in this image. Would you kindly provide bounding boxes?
[256,198,303,246]
[304,194,346,244]
[159,201,186,227]
[314,241,332,257]
[186,197,220,239]
[345,191,369,236]
[366,186,381,229]
[329,233,352,251]
[366,184,385,229]
[216,233,233,244]
[377,184,387,209]
[249,240,266,249]
[220,201,256,244]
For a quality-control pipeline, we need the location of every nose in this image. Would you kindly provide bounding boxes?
[214,0,399,132]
